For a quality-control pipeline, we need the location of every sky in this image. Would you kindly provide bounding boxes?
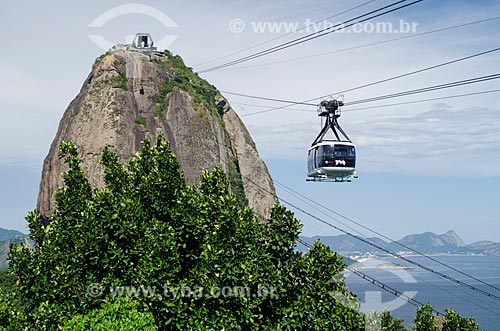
[0,0,499,243]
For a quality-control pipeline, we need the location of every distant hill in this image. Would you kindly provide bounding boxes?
[397,230,466,252]
[302,230,500,256]
[306,234,390,253]
[0,228,25,242]
[0,228,29,269]
[467,241,500,255]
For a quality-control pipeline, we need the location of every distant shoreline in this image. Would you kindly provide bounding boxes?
[345,252,492,261]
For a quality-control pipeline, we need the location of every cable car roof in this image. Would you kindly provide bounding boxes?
[308,140,356,151]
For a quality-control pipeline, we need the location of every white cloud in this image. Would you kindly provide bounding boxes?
[357,104,500,175]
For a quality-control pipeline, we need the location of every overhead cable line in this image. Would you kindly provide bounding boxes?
[343,73,500,106]
[233,89,500,114]
[346,266,440,314]
[240,73,500,116]
[197,0,424,73]
[238,46,500,116]
[298,238,443,316]
[236,167,500,314]
[233,102,313,112]
[194,0,379,67]
[219,90,317,106]
[279,184,500,315]
[342,89,500,112]
[289,200,500,302]
[184,71,500,111]
[275,180,500,295]
[240,175,500,302]
[174,47,500,113]
[321,48,500,99]
[260,182,500,315]
[216,16,500,71]
[167,73,317,106]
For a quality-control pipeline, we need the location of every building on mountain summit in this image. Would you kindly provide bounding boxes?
[111,33,162,56]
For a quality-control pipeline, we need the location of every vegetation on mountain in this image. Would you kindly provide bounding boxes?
[0,236,28,269]
[0,229,25,242]
[152,51,219,116]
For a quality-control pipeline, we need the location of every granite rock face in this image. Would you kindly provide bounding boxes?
[37,50,276,219]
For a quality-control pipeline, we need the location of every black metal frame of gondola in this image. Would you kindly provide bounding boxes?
[311,99,351,146]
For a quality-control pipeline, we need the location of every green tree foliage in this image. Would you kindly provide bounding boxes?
[7,135,364,330]
[411,304,484,331]
[365,311,406,331]
[414,304,440,331]
[0,269,15,293]
[381,311,406,331]
[5,135,486,330]
[442,308,481,331]
[0,290,28,331]
[64,298,157,331]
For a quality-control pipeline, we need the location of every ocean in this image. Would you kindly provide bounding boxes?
[343,255,500,331]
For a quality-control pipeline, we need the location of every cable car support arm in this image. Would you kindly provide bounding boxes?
[311,100,351,146]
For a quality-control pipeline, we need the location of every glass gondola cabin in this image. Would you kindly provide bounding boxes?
[307,141,356,181]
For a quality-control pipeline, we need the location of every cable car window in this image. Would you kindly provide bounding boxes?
[316,145,356,168]
[317,145,333,167]
[334,145,355,157]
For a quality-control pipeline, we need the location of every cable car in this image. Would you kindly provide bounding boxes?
[307,98,357,182]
